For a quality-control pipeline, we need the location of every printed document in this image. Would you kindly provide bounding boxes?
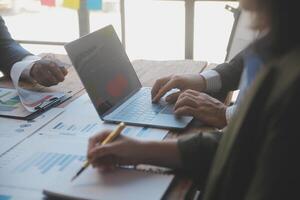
[37,94,168,141]
[0,108,63,155]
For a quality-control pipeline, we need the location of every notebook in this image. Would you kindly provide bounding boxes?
[43,167,174,200]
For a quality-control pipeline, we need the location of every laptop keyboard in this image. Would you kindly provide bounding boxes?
[115,89,168,122]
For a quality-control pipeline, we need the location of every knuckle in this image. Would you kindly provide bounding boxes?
[185,89,194,93]
[156,78,164,83]
[182,96,190,101]
[172,75,181,82]
[178,93,185,99]
[89,136,96,143]
[172,75,180,79]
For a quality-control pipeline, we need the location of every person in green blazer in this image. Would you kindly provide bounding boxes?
[87,0,300,199]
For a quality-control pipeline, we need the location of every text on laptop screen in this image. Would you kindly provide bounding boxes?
[65,26,141,116]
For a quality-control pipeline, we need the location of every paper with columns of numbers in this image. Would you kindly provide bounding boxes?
[0,108,64,155]
[0,134,173,200]
[36,94,168,141]
[0,135,88,190]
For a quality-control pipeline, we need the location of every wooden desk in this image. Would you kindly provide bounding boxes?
[0,55,213,200]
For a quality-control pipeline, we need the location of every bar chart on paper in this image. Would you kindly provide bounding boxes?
[0,131,89,191]
[37,94,112,138]
[37,94,168,141]
[0,195,11,200]
[52,121,99,134]
[13,152,85,175]
[0,149,86,190]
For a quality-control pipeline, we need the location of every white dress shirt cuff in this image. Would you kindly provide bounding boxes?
[200,70,222,93]
[11,55,41,81]
[225,105,237,123]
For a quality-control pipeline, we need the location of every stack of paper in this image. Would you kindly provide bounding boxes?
[0,94,173,199]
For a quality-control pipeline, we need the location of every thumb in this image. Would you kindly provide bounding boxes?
[166,91,181,104]
[60,67,68,76]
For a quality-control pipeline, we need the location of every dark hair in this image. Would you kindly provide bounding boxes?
[254,0,300,59]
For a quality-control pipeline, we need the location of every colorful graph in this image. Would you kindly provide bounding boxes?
[13,152,85,175]
[106,74,129,97]
[0,91,20,112]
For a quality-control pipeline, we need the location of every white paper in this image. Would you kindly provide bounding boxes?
[37,94,168,141]
[0,135,87,190]
[0,186,43,200]
[45,167,173,200]
[0,108,64,155]
[0,135,173,200]
[16,88,65,112]
[0,94,171,200]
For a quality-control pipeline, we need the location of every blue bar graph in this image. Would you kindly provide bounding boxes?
[53,122,63,129]
[59,155,77,171]
[137,127,148,138]
[59,154,72,165]
[122,127,130,135]
[85,123,97,132]
[0,195,11,200]
[14,152,43,172]
[13,152,86,175]
[52,121,98,134]
[81,124,91,132]
[41,154,65,174]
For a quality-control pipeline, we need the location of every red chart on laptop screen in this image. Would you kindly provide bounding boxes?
[106,74,129,98]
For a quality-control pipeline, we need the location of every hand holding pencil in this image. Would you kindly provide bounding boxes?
[73,122,182,182]
[71,122,126,181]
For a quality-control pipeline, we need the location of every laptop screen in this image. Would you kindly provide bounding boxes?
[65,25,141,117]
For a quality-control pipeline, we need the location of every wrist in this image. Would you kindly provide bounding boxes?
[217,105,227,129]
[200,70,222,92]
[198,74,207,91]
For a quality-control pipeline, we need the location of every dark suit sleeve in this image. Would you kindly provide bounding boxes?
[209,50,245,100]
[0,16,31,75]
[177,132,221,188]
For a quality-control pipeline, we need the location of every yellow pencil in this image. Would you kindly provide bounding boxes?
[71,122,126,182]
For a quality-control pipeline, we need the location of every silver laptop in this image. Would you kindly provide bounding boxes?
[64,25,193,129]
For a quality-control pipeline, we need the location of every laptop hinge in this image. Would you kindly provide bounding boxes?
[102,87,143,117]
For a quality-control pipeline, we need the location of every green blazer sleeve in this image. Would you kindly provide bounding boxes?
[244,89,300,200]
[177,132,221,187]
[202,49,300,200]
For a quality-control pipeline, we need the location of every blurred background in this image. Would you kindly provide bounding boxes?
[0,0,239,63]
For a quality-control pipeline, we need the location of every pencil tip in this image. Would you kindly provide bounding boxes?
[71,175,77,182]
